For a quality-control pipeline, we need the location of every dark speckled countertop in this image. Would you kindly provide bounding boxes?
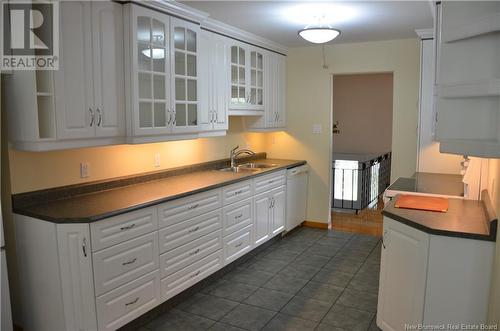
[13,158,306,223]
[382,195,497,242]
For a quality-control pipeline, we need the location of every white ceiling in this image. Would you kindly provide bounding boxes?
[180,1,434,47]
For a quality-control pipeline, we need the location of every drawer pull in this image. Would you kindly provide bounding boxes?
[122,258,137,266]
[125,297,139,307]
[188,203,199,210]
[190,248,200,256]
[234,189,243,195]
[235,242,243,248]
[189,226,200,233]
[120,223,136,231]
[190,270,200,278]
[234,213,244,219]
[268,180,274,184]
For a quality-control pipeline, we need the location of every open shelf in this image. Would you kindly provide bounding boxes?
[439,138,500,158]
[439,79,500,98]
[444,12,500,43]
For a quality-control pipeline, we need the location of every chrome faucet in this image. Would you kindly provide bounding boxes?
[230,145,255,168]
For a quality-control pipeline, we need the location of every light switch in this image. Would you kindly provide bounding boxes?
[312,124,322,134]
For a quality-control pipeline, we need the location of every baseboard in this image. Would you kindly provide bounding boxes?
[302,220,329,229]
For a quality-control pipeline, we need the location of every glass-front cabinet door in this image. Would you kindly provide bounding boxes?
[171,18,199,133]
[130,5,171,136]
[229,43,265,111]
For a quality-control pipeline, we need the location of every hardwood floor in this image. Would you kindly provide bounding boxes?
[331,198,384,236]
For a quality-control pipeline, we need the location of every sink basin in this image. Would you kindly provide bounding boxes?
[218,167,258,173]
[238,163,277,169]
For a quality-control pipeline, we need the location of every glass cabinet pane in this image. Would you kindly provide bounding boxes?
[137,17,150,43]
[174,27,185,50]
[186,30,196,52]
[175,78,186,101]
[138,43,151,71]
[251,52,256,68]
[186,54,196,77]
[239,67,245,84]
[250,88,256,104]
[154,103,166,127]
[231,66,238,84]
[175,52,185,75]
[251,70,256,86]
[231,46,238,64]
[257,72,263,87]
[152,53,165,72]
[239,87,245,103]
[257,89,263,105]
[239,47,245,65]
[257,53,263,69]
[151,19,165,46]
[232,86,238,102]
[188,104,197,126]
[187,79,197,101]
[153,75,165,100]
[139,102,152,127]
[175,104,186,126]
[138,73,152,99]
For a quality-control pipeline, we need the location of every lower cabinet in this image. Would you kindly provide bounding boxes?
[377,216,495,330]
[14,170,290,331]
[254,185,286,246]
[377,217,429,331]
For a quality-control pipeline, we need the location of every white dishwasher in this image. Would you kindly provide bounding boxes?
[286,164,309,232]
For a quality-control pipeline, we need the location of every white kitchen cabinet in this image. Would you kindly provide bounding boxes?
[377,216,495,330]
[228,42,266,115]
[435,1,500,157]
[199,30,229,134]
[124,5,201,142]
[377,217,429,331]
[5,1,125,151]
[245,52,286,131]
[253,181,286,246]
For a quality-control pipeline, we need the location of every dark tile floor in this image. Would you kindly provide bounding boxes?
[140,227,382,331]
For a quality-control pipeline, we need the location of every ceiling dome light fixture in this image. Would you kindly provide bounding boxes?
[298,27,340,44]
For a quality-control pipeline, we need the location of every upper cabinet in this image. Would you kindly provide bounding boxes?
[228,43,266,115]
[199,30,229,134]
[435,1,500,157]
[5,1,125,151]
[245,52,287,131]
[124,5,200,142]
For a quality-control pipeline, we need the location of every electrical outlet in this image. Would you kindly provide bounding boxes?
[154,153,161,167]
[312,124,322,134]
[80,162,90,178]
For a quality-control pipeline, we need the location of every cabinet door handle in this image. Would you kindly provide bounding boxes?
[125,297,139,307]
[188,203,199,210]
[167,111,171,125]
[234,189,243,195]
[271,197,275,208]
[96,108,102,126]
[235,242,243,248]
[190,270,200,278]
[189,226,199,233]
[234,213,243,219]
[122,258,137,266]
[382,230,387,249]
[215,111,218,123]
[82,237,87,257]
[190,248,200,256]
[89,108,95,127]
[120,223,136,231]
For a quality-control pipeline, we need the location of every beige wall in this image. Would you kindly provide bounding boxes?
[9,118,267,193]
[266,38,421,223]
[332,73,393,154]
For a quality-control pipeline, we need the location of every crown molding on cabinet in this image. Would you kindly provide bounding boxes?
[122,0,209,24]
[415,28,434,40]
[201,17,288,55]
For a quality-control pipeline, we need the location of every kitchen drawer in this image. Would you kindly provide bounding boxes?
[254,170,286,195]
[222,180,253,206]
[91,207,158,251]
[158,189,222,228]
[223,224,253,265]
[161,250,223,301]
[222,197,253,236]
[159,209,222,253]
[160,230,222,278]
[93,232,159,296]
[96,270,160,331]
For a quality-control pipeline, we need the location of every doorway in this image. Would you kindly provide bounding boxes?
[330,73,394,236]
